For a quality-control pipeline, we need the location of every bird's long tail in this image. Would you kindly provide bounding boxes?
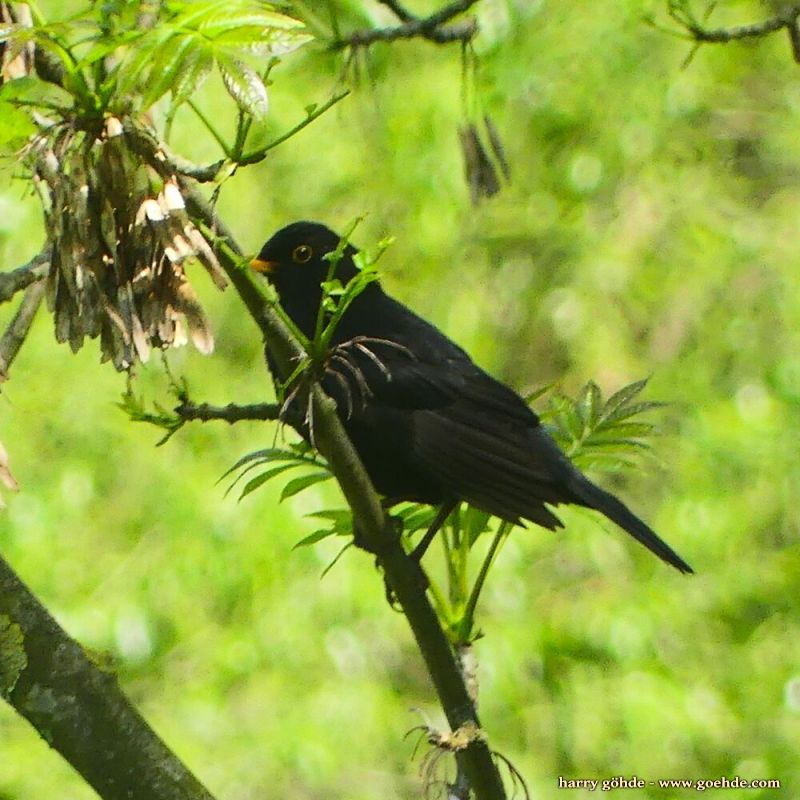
[569,475,693,574]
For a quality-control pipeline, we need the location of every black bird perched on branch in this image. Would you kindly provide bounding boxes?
[252,221,693,574]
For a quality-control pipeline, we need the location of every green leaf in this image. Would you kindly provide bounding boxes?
[234,463,299,500]
[141,32,199,110]
[524,382,554,404]
[0,102,36,152]
[239,464,299,500]
[307,508,352,525]
[603,400,666,424]
[280,471,332,501]
[603,378,648,417]
[293,528,338,549]
[221,446,318,481]
[170,44,214,108]
[320,542,353,578]
[576,380,602,428]
[217,52,268,117]
[397,505,436,534]
[463,507,493,545]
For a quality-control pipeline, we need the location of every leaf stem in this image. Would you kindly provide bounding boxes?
[188,99,231,157]
[238,90,350,165]
[459,522,512,643]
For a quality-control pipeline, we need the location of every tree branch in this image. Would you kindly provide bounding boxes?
[0,282,45,383]
[331,0,480,50]
[174,400,281,424]
[0,555,218,800]
[179,182,508,800]
[668,2,800,58]
[123,91,350,183]
[0,253,49,305]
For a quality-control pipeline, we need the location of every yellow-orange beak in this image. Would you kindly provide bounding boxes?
[250,257,278,274]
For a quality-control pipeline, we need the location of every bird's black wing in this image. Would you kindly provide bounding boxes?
[326,291,693,572]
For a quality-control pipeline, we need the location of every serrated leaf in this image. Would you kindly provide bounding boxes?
[218,53,268,117]
[208,22,312,57]
[280,471,332,501]
[603,378,648,416]
[114,33,167,98]
[141,32,198,110]
[576,381,602,428]
[590,421,656,439]
[582,437,652,451]
[170,45,214,108]
[603,400,666,424]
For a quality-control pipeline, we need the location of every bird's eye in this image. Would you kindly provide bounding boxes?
[292,244,313,264]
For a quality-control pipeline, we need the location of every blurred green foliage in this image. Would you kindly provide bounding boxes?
[1,1,799,798]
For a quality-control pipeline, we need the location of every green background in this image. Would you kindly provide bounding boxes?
[1,1,798,798]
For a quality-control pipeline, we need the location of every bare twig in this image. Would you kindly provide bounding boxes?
[0,253,49,305]
[174,400,281,424]
[331,0,480,50]
[179,182,508,800]
[669,2,800,53]
[0,282,45,383]
[378,0,415,23]
[123,91,350,183]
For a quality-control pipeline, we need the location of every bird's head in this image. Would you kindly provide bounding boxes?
[251,221,360,298]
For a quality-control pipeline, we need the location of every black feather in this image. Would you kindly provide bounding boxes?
[255,222,693,574]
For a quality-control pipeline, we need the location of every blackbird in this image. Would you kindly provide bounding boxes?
[252,221,692,574]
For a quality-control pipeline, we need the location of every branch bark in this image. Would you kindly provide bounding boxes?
[331,0,480,49]
[174,400,281,424]
[0,282,46,383]
[0,253,49,305]
[0,556,218,800]
[181,185,508,800]
[669,2,800,62]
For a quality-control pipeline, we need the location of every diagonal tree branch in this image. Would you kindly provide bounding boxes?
[0,282,46,383]
[0,252,49,305]
[180,182,508,800]
[0,556,218,800]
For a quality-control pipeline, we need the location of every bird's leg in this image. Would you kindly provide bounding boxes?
[410,500,458,562]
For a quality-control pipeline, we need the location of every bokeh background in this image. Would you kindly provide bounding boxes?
[1,1,799,798]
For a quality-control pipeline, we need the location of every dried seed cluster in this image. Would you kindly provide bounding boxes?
[27,116,227,370]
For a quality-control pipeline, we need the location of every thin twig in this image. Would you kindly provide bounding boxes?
[331,0,480,50]
[671,3,800,44]
[174,400,281,424]
[0,252,49,304]
[123,92,350,183]
[0,282,45,382]
[378,0,415,23]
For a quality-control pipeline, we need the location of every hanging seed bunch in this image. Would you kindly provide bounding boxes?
[26,115,227,370]
[0,3,33,82]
